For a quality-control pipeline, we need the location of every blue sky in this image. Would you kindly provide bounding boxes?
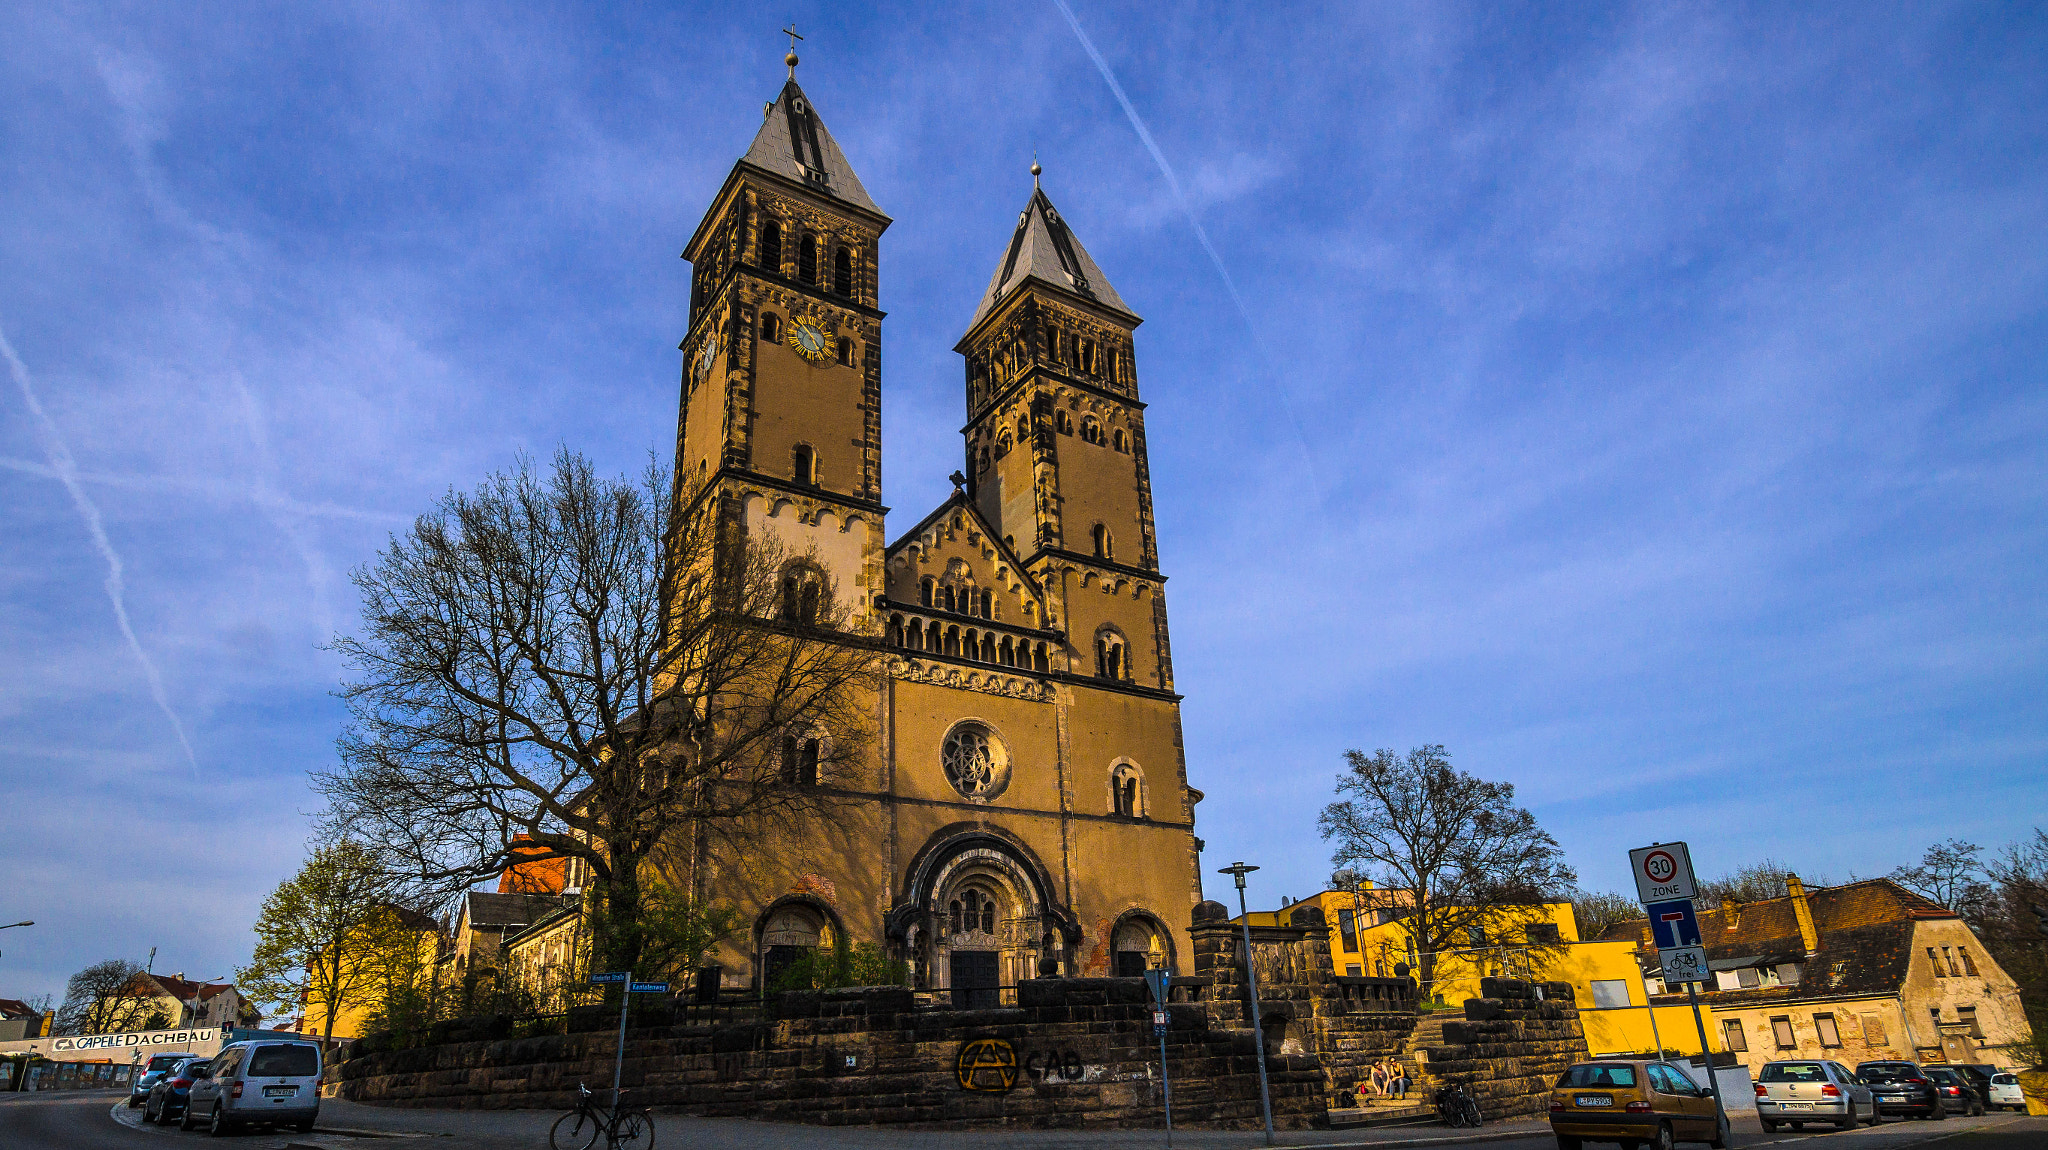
[3,2,2044,1005]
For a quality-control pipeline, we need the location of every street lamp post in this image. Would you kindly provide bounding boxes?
[1218,862,1275,1146]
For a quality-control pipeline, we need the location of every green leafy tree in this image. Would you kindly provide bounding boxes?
[55,960,169,1036]
[631,882,742,984]
[1318,744,1577,1004]
[317,451,875,977]
[768,941,908,993]
[237,842,427,1042]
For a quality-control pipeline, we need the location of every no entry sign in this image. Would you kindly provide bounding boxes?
[1630,842,1698,904]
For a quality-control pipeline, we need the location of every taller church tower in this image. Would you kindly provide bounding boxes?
[672,59,1201,998]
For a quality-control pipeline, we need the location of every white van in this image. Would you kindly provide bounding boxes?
[182,1038,321,1134]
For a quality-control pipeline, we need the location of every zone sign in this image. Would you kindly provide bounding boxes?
[1630,842,1698,904]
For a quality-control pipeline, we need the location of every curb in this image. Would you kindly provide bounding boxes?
[1281,1123,1549,1149]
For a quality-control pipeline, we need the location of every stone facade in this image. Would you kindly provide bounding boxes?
[1424,977,1590,1122]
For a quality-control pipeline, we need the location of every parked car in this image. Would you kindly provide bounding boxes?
[128,1051,198,1108]
[1953,1064,1998,1099]
[1924,1067,1987,1116]
[1989,1072,2026,1112]
[1857,1060,1945,1119]
[142,1055,207,1125]
[1754,1059,1879,1131]
[1548,1059,1729,1149]
[182,1039,322,1134]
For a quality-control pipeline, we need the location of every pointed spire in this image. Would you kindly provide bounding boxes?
[738,72,881,215]
[965,175,1133,333]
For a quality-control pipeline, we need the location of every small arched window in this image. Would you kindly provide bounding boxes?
[780,566,822,625]
[926,620,942,650]
[1055,409,1073,435]
[758,218,782,272]
[920,577,935,607]
[836,337,853,367]
[1113,429,1128,452]
[978,446,990,473]
[760,312,782,343]
[1092,524,1113,561]
[798,234,818,284]
[1111,763,1143,818]
[1096,628,1128,680]
[1080,417,1103,445]
[996,431,1012,458]
[979,589,993,618]
[781,734,821,786]
[1082,340,1096,375]
[833,247,853,296]
[1032,643,1048,673]
[792,444,815,485]
[888,615,905,647]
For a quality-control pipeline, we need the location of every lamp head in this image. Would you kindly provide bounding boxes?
[1217,861,1259,891]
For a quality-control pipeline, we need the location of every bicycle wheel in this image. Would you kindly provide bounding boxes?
[612,1110,656,1150]
[550,1110,600,1150]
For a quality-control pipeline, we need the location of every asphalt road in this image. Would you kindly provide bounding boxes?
[0,1090,2039,1150]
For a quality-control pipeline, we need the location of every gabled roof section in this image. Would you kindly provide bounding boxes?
[965,185,1136,334]
[740,79,880,215]
[464,890,563,930]
[885,489,1049,615]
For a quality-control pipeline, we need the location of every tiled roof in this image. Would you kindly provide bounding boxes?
[0,998,37,1020]
[464,891,562,930]
[739,79,880,215]
[965,186,1134,333]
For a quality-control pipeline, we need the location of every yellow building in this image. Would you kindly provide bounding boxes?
[655,59,1201,1000]
[297,905,443,1040]
[1238,887,1670,1054]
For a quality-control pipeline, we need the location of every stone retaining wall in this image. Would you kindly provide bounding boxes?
[1418,977,1590,1122]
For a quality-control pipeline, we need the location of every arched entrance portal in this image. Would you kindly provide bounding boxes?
[756,897,839,991]
[888,828,1082,1005]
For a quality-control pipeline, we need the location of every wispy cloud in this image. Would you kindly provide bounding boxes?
[1,327,199,776]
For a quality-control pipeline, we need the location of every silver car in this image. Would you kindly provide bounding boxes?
[182,1039,322,1134]
[1755,1059,1879,1132]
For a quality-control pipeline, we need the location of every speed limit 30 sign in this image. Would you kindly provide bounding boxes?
[1630,842,1698,904]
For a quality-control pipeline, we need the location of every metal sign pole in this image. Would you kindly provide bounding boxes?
[613,973,632,1111]
[1145,969,1175,1149]
[1686,981,1726,1137]
[1220,863,1275,1147]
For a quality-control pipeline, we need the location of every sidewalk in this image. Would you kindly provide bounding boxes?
[299,1098,1552,1150]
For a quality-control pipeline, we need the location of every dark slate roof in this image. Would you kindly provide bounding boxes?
[1600,878,1947,1005]
[464,891,561,930]
[0,998,38,1020]
[965,186,1134,333]
[739,79,879,215]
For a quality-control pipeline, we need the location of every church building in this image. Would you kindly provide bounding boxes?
[670,55,1203,1001]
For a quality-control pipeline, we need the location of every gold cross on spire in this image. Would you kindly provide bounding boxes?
[782,22,803,78]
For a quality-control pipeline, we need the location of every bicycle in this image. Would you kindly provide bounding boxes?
[549,1083,656,1150]
[1433,1082,1484,1128]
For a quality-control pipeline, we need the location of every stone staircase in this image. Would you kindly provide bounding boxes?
[1327,1012,1453,1129]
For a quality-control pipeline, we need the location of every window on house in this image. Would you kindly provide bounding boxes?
[792,444,815,485]
[1346,964,1362,977]
[833,247,852,296]
[1959,1005,1982,1038]
[781,735,820,786]
[798,234,818,284]
[1777,963,1803,986]
[1590,980,1631,1009]
[1929,1006,1942,1029]
[1861,1013,1888,1047]
[761,312,781,343]
[1722,1019,1749,1052]
[1943,946,1962,978]
[1056,409,1073,435]
[1927,947,1945,976]
[759,218,782,272]
[1771,1016,1796,1049]
[1337,909,1358,952]
[1737,967,1762,989]
[1525,923,1561,944]
[1815,1013,1841,1047]
[1467,926,1486,947]
[1958,948,1979,976]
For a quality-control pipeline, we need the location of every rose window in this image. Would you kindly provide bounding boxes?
[942,722,1009,801]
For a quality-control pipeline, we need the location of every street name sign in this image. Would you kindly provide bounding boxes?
[629,982,671,994]
[588,971,629,985]
[1630,842,1699,904]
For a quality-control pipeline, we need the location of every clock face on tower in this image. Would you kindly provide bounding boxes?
[787,319,832,363]
[694,334,719,389]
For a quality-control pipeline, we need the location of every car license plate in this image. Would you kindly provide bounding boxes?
[1575,1095,1613,1107]
[263,1086,296,1098]
[1782,1102,1811,1110]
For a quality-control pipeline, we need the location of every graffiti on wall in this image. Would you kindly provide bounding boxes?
[954,1038,1090,1093]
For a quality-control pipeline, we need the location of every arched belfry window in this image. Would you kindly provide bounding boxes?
[1113,429,1128,453]
[1095,627,1129,681]
[792,444,816,485]
[1110,762,1144,818]
[760,312,782,343]
[920,577,935,608]
[1080,416,1104,445]
[758,218,782,272]
[780,564,822,625]
[833,247,853,296]
[781,732,822,786]
[1092,523,1114,561]
[836,337,853,367]
[798,234,819,284]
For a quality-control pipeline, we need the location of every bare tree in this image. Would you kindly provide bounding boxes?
[1318,745,1577,1002]
[1976,829,2048,1032]
[317,450,875,976]
[56,960,168,1036]
[1888,838,1993,915]
[1571,890,1644,941]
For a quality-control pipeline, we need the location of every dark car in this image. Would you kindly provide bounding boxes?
[142,1055,207,1125]
[1857,1061,1945,1119]
[128,1051,198,1107]
[1924,1067,1986,1117]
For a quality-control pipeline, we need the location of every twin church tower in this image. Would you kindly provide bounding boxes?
[671,58,1201,996]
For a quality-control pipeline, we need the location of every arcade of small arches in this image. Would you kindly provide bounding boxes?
[753,215,865,302]
[887,612,1051,673]
[965,309,1135,404]
[971,389,1134,478]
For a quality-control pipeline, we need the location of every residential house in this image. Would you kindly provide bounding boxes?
[0,999,47,1041]
[129,974,260,1031]
[297,904,445,1040]
[1600,875,2031,1072]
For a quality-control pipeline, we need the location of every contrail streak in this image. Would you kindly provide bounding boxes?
[1,326,199,777]
[1049,0,1323,503]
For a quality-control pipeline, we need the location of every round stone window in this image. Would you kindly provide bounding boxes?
[942,721,1010,802]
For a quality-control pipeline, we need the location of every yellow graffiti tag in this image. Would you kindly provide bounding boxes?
[955,1037,1019,1093]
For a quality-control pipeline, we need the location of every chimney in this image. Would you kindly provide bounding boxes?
[1787,873,1820,955]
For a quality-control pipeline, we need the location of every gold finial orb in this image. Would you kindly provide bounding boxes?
[1030,159,1042,177]
[786,51,799,68]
